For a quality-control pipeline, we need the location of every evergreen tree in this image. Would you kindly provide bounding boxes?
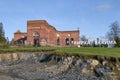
[0,22,5,43]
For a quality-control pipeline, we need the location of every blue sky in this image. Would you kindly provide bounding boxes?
[0,0,120,40]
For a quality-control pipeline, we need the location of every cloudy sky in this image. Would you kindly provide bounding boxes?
[0,0,120,40]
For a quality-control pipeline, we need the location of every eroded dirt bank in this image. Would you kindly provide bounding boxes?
[0,52,120,80]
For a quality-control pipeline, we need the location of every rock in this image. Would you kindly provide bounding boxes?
[0,53,12,63]
[0,75,24,80]
[118,68,120,71]
[102,61,108,66]
[0,52,119,80]
[63,57,73,66]
[104,67,111,72]
[87,59,92,64]
[56,57,63,62]
[82,68,90,73]
[75,59,81,66]
[94,68,104,77]
[39,54,53,62]
[110,57,117,62]
[12,53,18,62]
[94,66,112,77]
[90,59,99,67]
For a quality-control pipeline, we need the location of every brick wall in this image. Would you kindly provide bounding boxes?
[14,20,80,46]
[14,30,27,41]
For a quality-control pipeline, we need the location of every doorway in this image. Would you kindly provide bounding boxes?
[33,32,40,46]
[34,36,39,46]
[65,38,69,45]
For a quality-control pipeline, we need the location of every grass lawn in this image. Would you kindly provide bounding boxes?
[55,47,120,58]
[0,47,120,58]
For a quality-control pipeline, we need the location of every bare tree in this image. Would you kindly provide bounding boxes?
[81,35,88,41]
[107,21,120,47]
[80,35,89,47]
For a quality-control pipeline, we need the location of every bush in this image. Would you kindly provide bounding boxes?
[0,44,10,49]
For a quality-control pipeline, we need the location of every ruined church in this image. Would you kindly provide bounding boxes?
[14,20,80,46]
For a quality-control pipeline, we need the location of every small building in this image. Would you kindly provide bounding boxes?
[14,20,80,46]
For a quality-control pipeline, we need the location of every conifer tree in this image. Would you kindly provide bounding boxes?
[0,22,5,43]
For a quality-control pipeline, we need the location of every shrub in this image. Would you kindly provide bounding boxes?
[0,44,10,49]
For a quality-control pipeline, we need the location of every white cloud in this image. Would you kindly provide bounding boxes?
[96,4,112,11]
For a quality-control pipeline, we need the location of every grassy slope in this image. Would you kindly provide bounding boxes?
[0,47,120,58]
[0,47,55,53]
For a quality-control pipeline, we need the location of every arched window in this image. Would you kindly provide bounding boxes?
[70,38,74,45]
[57,38,60,45]
[65,38,69,45]
[33,32,39,37]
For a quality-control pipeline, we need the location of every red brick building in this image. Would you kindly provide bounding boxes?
[14,20,80,46]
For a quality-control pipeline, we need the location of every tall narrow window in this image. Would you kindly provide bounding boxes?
[70,38,74,45]
[57,38,60,45]
[66,38,69,45]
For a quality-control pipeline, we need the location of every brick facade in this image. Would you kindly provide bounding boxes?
[14,20,80,46]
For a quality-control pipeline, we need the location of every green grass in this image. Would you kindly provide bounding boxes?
[55,47,120,57]
[0,47,120,58]
[0,47,55,53]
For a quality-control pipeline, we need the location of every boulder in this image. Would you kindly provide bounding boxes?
[90,60,99,67]
[82,68,90,73]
